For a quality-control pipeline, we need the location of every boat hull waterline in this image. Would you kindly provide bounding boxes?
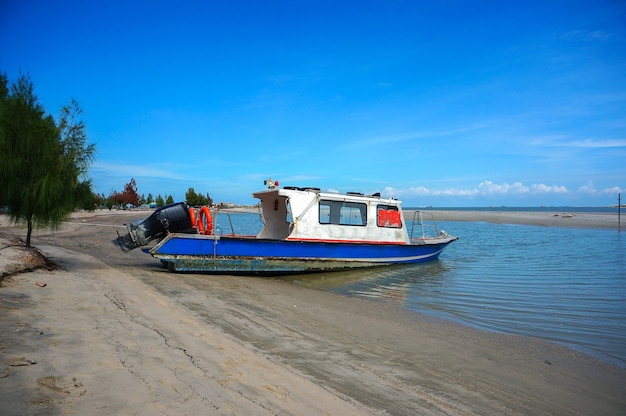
[147,233,454,273]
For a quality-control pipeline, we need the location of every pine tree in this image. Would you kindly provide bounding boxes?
[0,72,95,246]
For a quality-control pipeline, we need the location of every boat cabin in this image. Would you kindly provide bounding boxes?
[253,187,410,244]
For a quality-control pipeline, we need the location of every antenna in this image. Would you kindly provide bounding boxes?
[264,178,279,189]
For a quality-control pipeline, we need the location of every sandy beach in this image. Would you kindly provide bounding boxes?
[1,210,624,415]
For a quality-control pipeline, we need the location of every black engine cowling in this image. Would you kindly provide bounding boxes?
[115,202,195,252]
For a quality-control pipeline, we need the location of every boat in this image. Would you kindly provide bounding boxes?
[115,180,458,274]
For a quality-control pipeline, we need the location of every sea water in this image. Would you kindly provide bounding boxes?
[215,211,626,366]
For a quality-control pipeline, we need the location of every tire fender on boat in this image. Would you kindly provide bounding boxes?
[197,206,213,235]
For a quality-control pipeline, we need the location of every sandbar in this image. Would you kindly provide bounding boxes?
[408,209,621,229]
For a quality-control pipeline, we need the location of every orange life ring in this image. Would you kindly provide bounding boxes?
[189,207,197,229]
[197,206,213,235]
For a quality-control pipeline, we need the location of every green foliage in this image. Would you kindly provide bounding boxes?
[0,72,8,101]
[105,196,114,210]
[185,187,210,206]
[0,72,96,246]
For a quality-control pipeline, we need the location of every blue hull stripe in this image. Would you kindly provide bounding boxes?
[149,234,452,271]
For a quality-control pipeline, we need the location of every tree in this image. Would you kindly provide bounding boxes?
[185,187,209,206]
[77,184,97,211]
[105,193,116,210]
[120,178,140,207]
[57,99,96,209]
[0,72,8,108]
[165,194,174,204]
[94,193,105,210]
[0,72,96,246]
[108,190,123,208]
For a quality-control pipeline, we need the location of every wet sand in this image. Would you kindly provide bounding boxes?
[1,210,624,415]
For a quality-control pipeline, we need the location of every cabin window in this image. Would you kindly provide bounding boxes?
[377,205,402,228]
[319,200,367,226]
[285,201,293,223]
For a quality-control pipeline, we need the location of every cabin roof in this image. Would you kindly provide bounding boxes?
[253,187,402,205]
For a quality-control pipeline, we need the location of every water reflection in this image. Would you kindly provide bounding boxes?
[284,222,626,365]
[285,260,453,307]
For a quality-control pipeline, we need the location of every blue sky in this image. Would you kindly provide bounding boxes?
[2,1,625,207]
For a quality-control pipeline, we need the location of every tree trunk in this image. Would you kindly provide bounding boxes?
[26,218,33,247]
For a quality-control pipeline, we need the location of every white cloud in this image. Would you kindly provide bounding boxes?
[386,186,482,199]
[578,182,597,194]
[349,124,487,147]
[565,139,626,148]
[531,184,568,193]
[578,182,624,195]
[92,161,188,180]
[562,30,614,42]
[478,181,529,195]
[602,186,624,194]
[407,186,431,196]
[389,180,579,199]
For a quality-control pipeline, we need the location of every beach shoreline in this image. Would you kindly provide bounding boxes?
[1,211,625,415]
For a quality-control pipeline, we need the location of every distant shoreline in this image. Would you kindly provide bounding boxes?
[411,206,620,213]
[406,209,621,229]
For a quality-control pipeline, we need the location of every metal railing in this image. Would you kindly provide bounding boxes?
[409,210,442,240]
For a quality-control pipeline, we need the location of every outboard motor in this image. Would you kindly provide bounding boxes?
[116,202,195,252]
